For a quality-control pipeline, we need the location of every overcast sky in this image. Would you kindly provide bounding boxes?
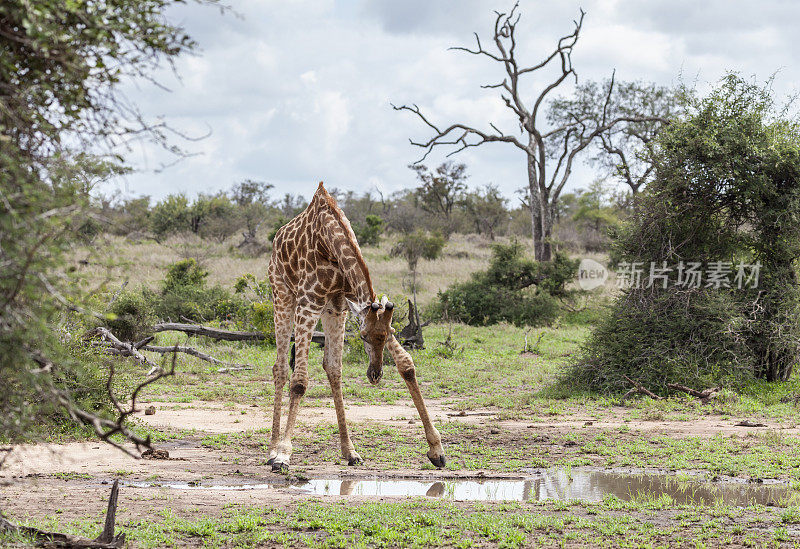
[109,0,800,203]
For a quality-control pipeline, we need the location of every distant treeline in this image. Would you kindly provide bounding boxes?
[86,163,631,253]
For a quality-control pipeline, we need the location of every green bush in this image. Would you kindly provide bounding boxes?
[106,290,156,341]
[436,242,577,326]
[353,214,384,246]
[250,301,276,344]
[150,194,191,237]
[163,258,208,291]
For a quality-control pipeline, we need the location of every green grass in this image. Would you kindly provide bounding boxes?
[109,320,800,426]
[6,497,796,548]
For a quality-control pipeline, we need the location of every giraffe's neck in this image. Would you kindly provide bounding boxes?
[314,194,376,309]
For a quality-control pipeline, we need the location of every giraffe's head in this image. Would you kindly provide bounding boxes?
[348,295,394,385]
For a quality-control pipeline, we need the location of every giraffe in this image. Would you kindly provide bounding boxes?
[266,182,446,472]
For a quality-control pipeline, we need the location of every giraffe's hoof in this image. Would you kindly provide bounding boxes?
[266,456,276,466]
[347,456,363,466]
[271,461,289,474]
[427,453,446,469]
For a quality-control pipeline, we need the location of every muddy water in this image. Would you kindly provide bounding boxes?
[123,469,797,507]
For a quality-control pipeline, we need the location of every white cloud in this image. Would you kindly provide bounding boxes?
[109,0,800,203]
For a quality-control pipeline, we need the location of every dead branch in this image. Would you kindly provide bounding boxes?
[398,299,425,349]
[446,411,496,417]
[29,350,176,457]
[0,481,124,548]
[621,375,663,402]
[139,344,249,369]
[151,322,325,344]
[522,329,545,354]
[734,420,767,427]
[88,327,157,369]
[667,383,721,404]
[215,366,254,374]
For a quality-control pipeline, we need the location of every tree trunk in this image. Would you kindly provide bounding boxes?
[527,155,544,261]
[538,193,553,262]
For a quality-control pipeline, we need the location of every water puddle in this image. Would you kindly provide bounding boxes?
[123,469,798,507]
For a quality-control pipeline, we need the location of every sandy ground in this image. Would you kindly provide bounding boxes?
[1,399,795,533]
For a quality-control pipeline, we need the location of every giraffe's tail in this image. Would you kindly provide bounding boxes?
[289,343,296,372]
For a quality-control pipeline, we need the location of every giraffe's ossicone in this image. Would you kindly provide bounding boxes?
[265,182,446,472]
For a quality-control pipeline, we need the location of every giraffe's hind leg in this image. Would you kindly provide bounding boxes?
[267,287,294,466]
[321,304,361,465]
[271,297,323,473]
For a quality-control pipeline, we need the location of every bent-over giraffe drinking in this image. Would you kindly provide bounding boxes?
[266,182,446,472]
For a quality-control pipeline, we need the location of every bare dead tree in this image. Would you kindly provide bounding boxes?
[393,3,666,260]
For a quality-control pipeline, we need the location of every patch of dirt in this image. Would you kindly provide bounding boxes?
[2,398,798,532]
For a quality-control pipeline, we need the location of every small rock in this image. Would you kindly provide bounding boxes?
[144,405,156,416]
[563,440,578,447]
[490,428,500,434]
[735,420,767,427]
[584,421,594,426]
[408,420,415,424]
[141,448,170,460]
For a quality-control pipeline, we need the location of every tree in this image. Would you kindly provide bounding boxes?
[463,184,508,239]
[550,80,681,196]
[0,0,214,457]
[390,230,445,348]
[410,162,468,236]
[150,194,191,237]
[571,180,622,252]
[279,193,308,218]
[394,4,664,260]
[229,179,274,249]
[573,74,800,391]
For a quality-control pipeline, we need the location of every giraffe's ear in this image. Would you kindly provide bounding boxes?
[345,298,363,318]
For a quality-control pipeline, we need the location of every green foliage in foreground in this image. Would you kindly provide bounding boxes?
[572,74,800,392]
[436,242,578,326]
[0,0,210,441]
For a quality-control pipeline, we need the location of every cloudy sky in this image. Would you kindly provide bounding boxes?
[111,0,800,203]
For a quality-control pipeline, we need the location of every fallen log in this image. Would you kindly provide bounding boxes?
[151,322,326,344]
[667,383,721,404]
[0,480,124,548]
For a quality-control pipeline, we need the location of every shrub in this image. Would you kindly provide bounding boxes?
[353,214,384,246]
[152,258,246,323]
[150,194,191,238]
[250,301,276,344]
[436,242,577,326]
[106,290,156,341]
[163,258,208,292]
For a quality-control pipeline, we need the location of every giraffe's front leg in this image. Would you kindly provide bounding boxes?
[271,308,318,473]
[321,309,362,466]
[386,335,446,468]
